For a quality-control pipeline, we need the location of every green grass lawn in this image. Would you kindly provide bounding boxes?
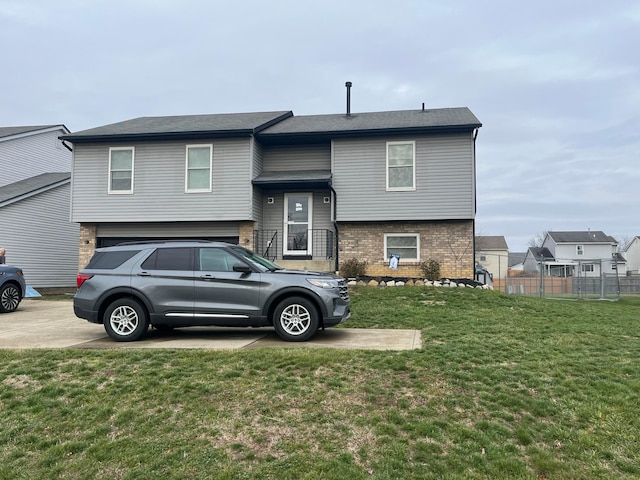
[2,288,639,479]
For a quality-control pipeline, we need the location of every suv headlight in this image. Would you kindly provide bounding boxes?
[306,278,339,289]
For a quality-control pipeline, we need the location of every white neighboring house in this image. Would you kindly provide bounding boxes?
[526,231,626,277]
[623,236,640,274]
[475,236,509,279]
[0,125,79,288]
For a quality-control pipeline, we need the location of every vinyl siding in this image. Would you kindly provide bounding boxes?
[251,140,263,224]
[333,133,475,221]
[0,183,79,287]
[71,139,253,222]
[552,243,616,260]
[0,129,71,187]
[262,144,330,171]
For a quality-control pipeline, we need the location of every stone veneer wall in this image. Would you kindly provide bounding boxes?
[338,220,474,279]
[239,221,256,251]
[78,223,97,270]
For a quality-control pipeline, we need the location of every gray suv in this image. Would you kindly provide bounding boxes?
[0,265,26,313]
[74,241,350,342]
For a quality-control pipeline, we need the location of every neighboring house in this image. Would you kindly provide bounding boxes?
[475,236,508,279]
[524,231,626,277]
[508,252,527,272]
[623,236,640,274]
[523,247,557,274]
[0,125,79,288]
[61,105,481,278]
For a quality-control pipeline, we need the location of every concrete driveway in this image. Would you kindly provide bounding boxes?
[0,299,422,350]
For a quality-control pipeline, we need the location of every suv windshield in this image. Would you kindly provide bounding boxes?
[230,246,281,272]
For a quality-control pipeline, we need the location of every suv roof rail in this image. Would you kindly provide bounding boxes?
[115,239,215,246]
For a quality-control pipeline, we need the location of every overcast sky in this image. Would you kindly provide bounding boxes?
[2,0,638,251]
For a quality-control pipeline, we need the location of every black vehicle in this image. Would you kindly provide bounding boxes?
[74,241,350,342]
[0,265,27,313]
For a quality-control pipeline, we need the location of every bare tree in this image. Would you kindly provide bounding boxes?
[527,231,548,248]
[615,235,635,252]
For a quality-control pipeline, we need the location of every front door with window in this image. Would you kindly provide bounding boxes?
[284,193,312,256]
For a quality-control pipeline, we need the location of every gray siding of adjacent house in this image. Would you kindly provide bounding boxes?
[262,144,331,171]
[71,139,253,223]
[0,184,79,287]
[332,133,475,221]
[0,129,71,187]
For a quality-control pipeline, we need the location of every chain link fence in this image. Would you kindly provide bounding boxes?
[477,253,625,300]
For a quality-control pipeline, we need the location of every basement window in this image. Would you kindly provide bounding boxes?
[384,233,419,262]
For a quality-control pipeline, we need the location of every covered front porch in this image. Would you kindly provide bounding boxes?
[253,228,336,271]
[251,169,337,272]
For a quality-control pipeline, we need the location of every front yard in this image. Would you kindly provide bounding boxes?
[1,287,639,479]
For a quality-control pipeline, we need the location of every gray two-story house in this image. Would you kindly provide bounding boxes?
[61,106,481,279]
[0,125,79,288]
[523,231,626,277]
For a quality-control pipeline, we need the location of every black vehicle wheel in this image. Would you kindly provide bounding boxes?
[0,284,21,313]
[103,298,149,342]
[273,296,319,342]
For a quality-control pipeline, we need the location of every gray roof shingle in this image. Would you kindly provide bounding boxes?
[475,235,508,251]
[258,107,481,137]
[0,125,61,139]
[0,173,71,205]
[547,231,617,244]
[60,107,481,143]
[61,111,293,142]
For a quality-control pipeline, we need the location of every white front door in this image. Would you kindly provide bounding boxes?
[284,193,312,256]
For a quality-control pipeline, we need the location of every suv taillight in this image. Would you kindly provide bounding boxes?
[77,273,93,288]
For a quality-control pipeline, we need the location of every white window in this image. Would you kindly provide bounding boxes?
[386,141,416,191]
[576,245,584,256]
[384,233,420,262]
[108,147,134,194]
[581,264,594,272]
[186,145,212,192]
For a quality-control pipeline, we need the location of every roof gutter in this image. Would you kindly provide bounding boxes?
[60,129,257,144]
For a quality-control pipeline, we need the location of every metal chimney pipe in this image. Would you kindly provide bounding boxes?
[345,81,352,116]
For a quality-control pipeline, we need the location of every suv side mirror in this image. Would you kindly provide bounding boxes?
[232,263,252,274]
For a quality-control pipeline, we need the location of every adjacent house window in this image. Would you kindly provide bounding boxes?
[108,147,134,194]
[576,245,584,256]
[384,233,420,262]
[386,141,416,191]
[186,145,212,192]
[581,264,594,273]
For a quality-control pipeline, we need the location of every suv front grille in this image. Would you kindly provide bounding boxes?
[338,279,349,301]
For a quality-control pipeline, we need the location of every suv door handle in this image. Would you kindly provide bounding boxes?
[138,272,151,276]
[200,274,216,280]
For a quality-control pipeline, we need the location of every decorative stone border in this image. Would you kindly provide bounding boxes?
[347,277,493,289]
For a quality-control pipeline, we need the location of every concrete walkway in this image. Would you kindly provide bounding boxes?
[0,299,422,351]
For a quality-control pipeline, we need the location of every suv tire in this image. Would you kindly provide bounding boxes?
[103,298,149,342]
[273,296,319,342]
[0,283,21,313]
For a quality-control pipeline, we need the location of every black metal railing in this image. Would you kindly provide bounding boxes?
[253,229,335,261]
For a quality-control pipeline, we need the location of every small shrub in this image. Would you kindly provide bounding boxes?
[339,258,368,278]
[420,259,440,281]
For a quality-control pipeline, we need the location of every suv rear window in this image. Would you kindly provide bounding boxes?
[140,247,192,270]
[86,250,141,269]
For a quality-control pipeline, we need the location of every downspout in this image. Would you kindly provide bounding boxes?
[472,128,479,281]
[330,183,339,274]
